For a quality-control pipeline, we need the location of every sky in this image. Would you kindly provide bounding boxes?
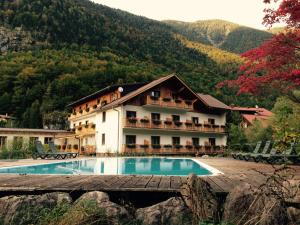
[93,0,281,30]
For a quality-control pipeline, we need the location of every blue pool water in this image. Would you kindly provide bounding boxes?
[0,158,217,176]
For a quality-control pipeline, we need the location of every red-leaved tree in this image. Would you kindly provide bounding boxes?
[217,0,300,94]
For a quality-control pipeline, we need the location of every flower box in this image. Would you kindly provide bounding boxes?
[185,121,192,125]
[140,118,150,123]
[164,144,172,148]
[185,100,193,105]
[174,121,182,126]
[128,117,137,123]
[164,120,172,125]
[186,145,193,149]
[175,99,182,103]
[140,144,149,148]
[163,97,171,102]
[126,144,136,148]
[152,144,161,149]
[174,144,183,149]
[152,120,161,125]
[195,123,202,127]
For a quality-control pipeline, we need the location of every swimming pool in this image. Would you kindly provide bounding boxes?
[0,157,222,176]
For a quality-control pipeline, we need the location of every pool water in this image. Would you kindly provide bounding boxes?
[0,158,218,176]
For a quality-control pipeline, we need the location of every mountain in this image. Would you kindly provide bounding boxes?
[0,0,276,128]
[164,19,273,54]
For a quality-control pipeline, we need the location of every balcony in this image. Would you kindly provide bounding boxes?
[124,118,226,133]
[144,96,194,111]
[75,123,96,135]
[123,144,225,155]
[68,104,99,119]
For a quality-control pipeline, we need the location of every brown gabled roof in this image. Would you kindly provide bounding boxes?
[98,74,229,111]
[197,94,230,110]
[0,128,73,134]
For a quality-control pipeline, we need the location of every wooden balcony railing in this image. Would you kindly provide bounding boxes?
[123,144,225,155]
[75,123,96,135]
[68,105,99,119]
[80,145,96,155]
[145,96,194,110]
[124,118,226,133]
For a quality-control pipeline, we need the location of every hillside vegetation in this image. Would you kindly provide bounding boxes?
[164,19,273,54]
[0,0,276,128]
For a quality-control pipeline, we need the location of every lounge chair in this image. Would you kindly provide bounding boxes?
[267,142,298,164]
[33,141,67,159]
[235,141,262,160]
[248,140,272,162]
[49,141,79,158]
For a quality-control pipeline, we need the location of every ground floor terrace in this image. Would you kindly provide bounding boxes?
[0,157,298,208]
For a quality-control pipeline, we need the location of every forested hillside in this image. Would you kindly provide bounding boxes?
[0,0,277,128]
[164,19,273,54]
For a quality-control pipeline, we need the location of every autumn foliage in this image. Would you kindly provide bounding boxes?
[218,0,300,94]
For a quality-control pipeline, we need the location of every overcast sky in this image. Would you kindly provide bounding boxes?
[92,0,281,30]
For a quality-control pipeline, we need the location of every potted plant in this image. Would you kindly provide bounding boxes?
[152,144,161,149]
[85,108,90,112]
[93,104,97,109]
[78,126,82,130]
[195,123,202,127]
[91,124,96,129]
[71,128,75,132]
[73,144,79,150]
[67,144,72,150]
[72,112,76,116]
[164,119,172,125]
[62,145,67,150]
[84,124,89,128]
[185,120,192,125]
[79,109,83,114]
[57,145,61,150]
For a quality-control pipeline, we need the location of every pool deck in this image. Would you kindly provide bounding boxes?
[0,157,299,203]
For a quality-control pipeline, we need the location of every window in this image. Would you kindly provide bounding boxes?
[192,138,199,146]
[44,137,53,144]
[151,90,160,98]
[151,136,160,145]
[208,118,215,125]
[192,117,199,124]
[29,137,38,144]
[102,133,105,145]
[126,111,136,118]
[102,111,106,122]
[172,137,180,145]
[172,115,180,122]
[209,138,216,146]
[13,136,23,143]
[0,136,7,148]
[126,135,136,144]
[151,113,160,121]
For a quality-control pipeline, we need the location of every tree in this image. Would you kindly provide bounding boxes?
[217,0,300,95]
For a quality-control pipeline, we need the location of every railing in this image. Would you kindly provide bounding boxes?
[124,118,226,133]
[123,144,225,155]
[81,145,96,155]
[68,105,99,119]
[75,123,96,135]
[145,96,194,110]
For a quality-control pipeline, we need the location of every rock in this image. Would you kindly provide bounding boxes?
[223,183,289,225]
[58,191,129,225]
[287,207,300,225]
[181,174,219,222]
[0,192,72,225]
[135,197,191,225]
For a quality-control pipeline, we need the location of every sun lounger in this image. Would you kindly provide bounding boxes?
[236,141,262,160]
[248,140,272,162]
[267,142,298,164]
[33,141,67,159]
[48,141,79,158]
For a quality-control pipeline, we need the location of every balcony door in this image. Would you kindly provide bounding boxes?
[126,111,136,118]
[151,113,160,121]
[172,115,180,122]
[126,135,136,144]
[208,138,216,146]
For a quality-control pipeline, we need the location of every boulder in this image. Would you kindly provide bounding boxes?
[223,183,289,225]
[58,191,129,225]
[0,192,72,225]
[135,197,191,225]
[181,174,219,222]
